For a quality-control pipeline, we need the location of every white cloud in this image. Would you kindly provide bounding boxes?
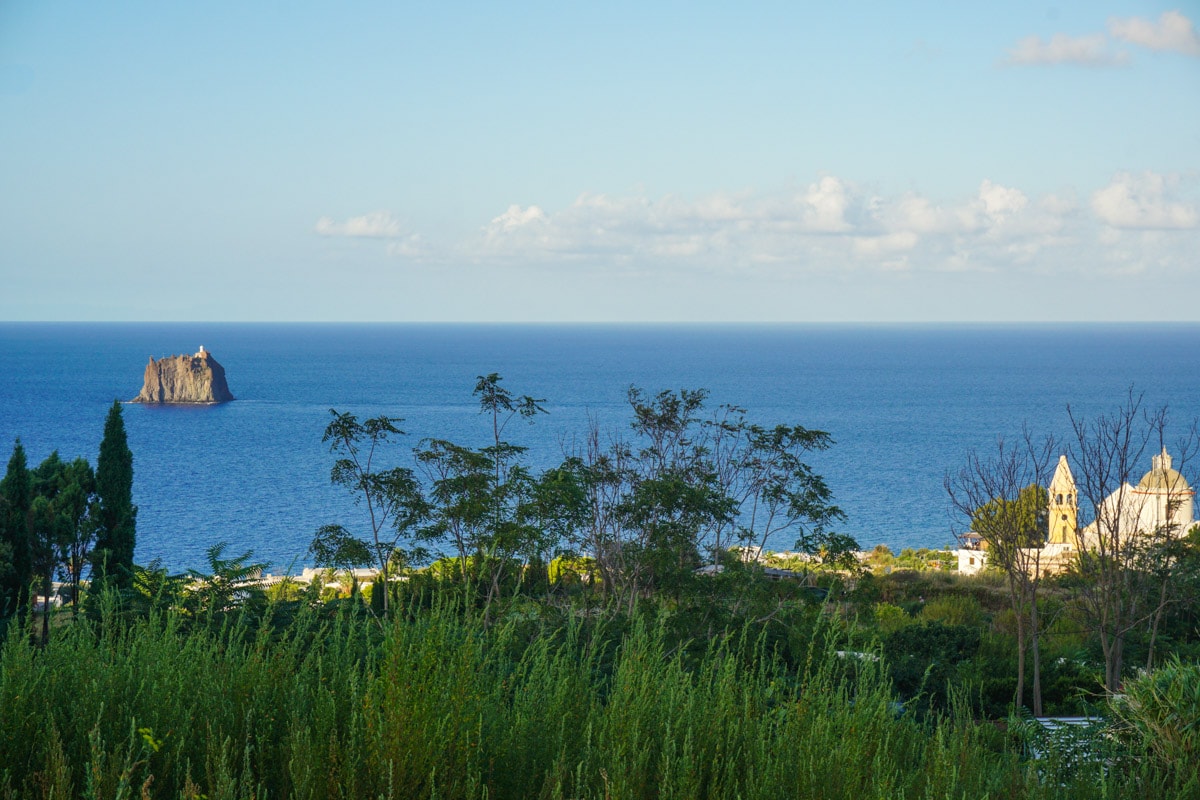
[470,177,1096,275]
[801,176,853,233]
[865,180,1034,239]
[320,176,1193,280]
[978,180,1028,218]
[1091,172,1199,229]
[488,204,548,233]
[1109,11,1200,57]
[479,180,864,265]
[1003,33,1128,66]
[314,211,405,238]
[1004,11,1200,68]
[874,194,962,234]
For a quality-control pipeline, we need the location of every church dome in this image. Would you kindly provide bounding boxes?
[1135,448,1193,494]
[1138,467,1189,491]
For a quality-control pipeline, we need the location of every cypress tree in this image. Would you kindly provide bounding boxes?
[0,439,32,616]
[93,400,136,592]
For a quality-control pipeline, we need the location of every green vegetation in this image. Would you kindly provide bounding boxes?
[856,544,956,573]
[310,410,428,612]
[1111,656,1200,769]
[2,402,130,640]
[309,378,848,619]
[0,440,33,616]
[1,597,1197,800]
[92,400,137,594]
[1,440,100,635]
[947,435,1058,716]
[4,379,1200,797]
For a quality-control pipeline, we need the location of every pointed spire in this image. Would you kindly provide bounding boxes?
[1050,454,1075,494]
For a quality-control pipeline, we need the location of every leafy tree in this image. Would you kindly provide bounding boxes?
[947,433,1055,714]
[970,484,1048,550]
[415,374,551,611]
[1132,524,1199,671]
[863,544,896,574]
[185,542,268,621]
[525,461,590,597]
[603,388,735,607]
[416,439,493,582]
[617,454,729,601]
[4,442,99,625]
[26,494,63,641]
[705,407,847,565]
[312,410,429,612]
[573,422,636,602]
[92,400,136,593]
[121,558,189,618]
[53,457,97,610]
[576,388,848,612]
[308,524,374,593]
[26,452,99,638]
[29,453,66,641]
[472,373,549,604]
[0,440,32,616]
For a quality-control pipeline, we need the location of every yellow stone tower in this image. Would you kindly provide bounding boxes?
[1048,455,1078,546]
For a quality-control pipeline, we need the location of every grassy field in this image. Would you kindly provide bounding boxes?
[1,592,1196,800]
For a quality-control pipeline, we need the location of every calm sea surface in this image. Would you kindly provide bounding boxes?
[2,323,1198,572]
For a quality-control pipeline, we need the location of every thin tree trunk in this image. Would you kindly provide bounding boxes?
[1009,574,1026,711]
[1146,578,1170,671]
[1105,633,1124,694]
[1029,582,1042,716]
[71,565,80,613]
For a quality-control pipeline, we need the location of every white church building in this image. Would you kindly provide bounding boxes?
[1073,447,1196,550]
[957,448,1196,576]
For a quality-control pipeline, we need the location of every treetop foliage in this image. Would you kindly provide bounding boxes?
[309,374,852,616]
[92,400,136,592]
[970,484,1048,552]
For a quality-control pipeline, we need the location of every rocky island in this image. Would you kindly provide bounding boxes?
[131,346,235,404]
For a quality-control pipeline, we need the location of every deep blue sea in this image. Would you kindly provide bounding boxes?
[3,323,1199,572]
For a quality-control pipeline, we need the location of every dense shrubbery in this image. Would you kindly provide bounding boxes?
[3,589,1197,800]
[6,380,1200,797]
[1112,657,1200,768]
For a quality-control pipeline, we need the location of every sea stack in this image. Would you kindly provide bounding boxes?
[131,346,235,404]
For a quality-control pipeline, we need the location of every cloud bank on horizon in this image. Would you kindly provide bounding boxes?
[2,2,1198,321]
[317,170,1199,278]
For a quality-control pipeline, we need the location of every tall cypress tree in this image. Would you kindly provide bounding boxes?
[0,439,32,615]
[93,400,136,592]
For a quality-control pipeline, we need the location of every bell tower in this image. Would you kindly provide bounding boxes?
[1048,455,1078,546]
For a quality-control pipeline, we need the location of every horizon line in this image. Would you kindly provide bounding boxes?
[5,319,1200,327]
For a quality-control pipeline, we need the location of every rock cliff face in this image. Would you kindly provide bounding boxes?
[131,347,235,404]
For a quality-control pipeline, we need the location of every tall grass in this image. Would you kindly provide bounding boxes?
[0,598,1191,799]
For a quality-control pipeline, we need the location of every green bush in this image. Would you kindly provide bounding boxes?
[873,601,910,634]
[921,594,985,627]
[1112,657,1200,769]
[882,621,982,717]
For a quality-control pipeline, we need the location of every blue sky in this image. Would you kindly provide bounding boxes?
[2,1,1198,322]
